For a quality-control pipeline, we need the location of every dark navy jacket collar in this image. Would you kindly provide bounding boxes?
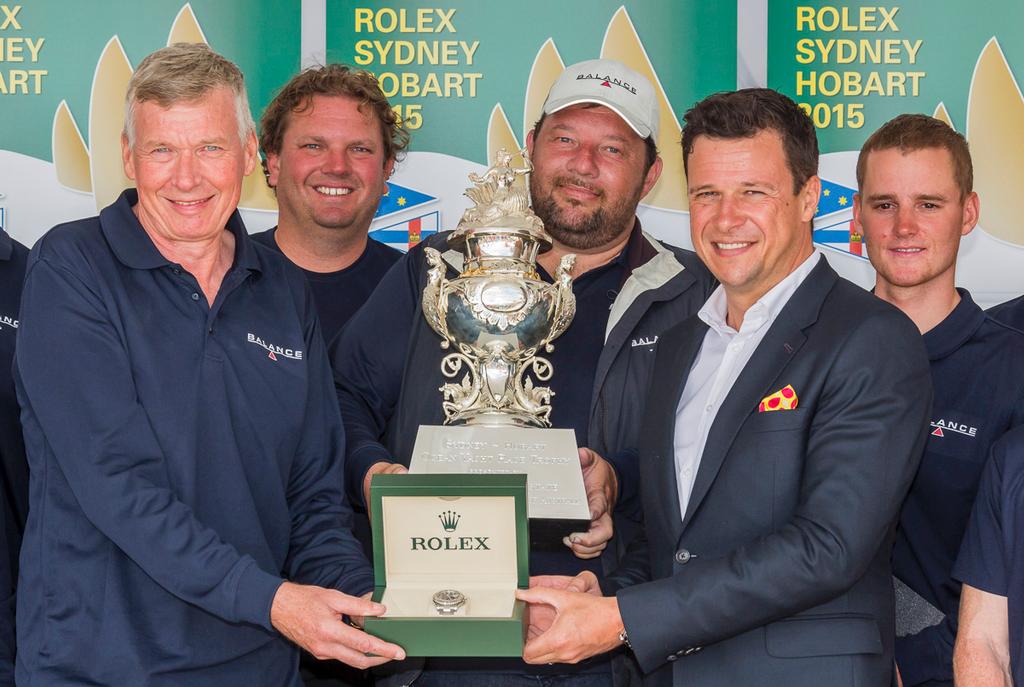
[622,218,654,275]
[100,189,261,275]
[924,288,986,361]
[0,228,13,261]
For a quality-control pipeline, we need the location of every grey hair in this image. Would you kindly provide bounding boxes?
[123,43,255,147]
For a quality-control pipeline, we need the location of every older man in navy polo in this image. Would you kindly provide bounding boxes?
[13,44,404,686]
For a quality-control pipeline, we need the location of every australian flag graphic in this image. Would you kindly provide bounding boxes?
[812,178,865,259]
[369,181,439,252]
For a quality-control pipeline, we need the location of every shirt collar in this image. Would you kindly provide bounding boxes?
[699,249,822,335]
[100,189,261,275]
[923,288,986,361]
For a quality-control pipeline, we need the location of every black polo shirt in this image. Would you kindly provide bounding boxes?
[14,190,372,686]
[0,227,28,684]
[250,228,402,346]
[893,290,1024,686]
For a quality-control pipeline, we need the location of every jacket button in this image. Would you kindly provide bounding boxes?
[675,549,692,564]
[666,654,678,662]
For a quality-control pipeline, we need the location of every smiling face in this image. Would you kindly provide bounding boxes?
[687,129,818,313]
[266,94,394,237]
[122,87,256,249]
[854,146,978,292]
[526,103,661,251]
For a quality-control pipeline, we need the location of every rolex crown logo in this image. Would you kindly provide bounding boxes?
[438,510,461,532]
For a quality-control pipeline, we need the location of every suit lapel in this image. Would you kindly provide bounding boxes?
[680,259,838,531]
[652,316,708,541]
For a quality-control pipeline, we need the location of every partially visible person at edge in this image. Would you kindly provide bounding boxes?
[256,64,406,348]
[12,43,403,686]
[988,293,1024,332]
[257,62,409,687]
[853,113,1024,687]
[953,427,1024,685]
[0,221,28,686]
[330,58,716,686]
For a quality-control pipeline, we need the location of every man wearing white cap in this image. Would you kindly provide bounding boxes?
[331,59,716,685]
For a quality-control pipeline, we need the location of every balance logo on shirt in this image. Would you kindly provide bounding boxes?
[246,333,303,362]
[929,418,979,438]
[631,335,658,348]
[0,314,18,331]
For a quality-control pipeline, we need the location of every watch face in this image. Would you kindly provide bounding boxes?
[432,588,466,613]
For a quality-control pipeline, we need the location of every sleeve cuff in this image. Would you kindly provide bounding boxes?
[607,448,640,519]
[232,560,286,631]
[336,571,375,600]
[895,626,952,685]
[347,444,393,508]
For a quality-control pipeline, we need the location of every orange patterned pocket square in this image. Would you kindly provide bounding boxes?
[758,385,798,412]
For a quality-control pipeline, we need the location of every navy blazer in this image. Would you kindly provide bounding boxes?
[607,258,932,686]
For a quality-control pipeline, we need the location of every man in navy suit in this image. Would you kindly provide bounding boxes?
[517,88,933,686]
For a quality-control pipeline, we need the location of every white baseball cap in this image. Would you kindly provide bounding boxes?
[542,59,660,140]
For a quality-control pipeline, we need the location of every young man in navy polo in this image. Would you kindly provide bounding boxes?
[952,427,1024,685]
[255,64,405,347]
[0,221,28,685]
[854,113,1024,686]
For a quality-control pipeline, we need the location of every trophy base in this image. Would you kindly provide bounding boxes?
[409,424,591,548]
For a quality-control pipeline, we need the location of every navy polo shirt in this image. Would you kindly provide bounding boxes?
[893,290,1024,686]
[14,190,372,686]
[988,294,1024,331]
[0,228,28,685]
[954,427,1024,685]
[250,227,402,345]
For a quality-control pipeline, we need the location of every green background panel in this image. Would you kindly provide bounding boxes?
[768,0,1024,152]
[0,1,299,161]
[327,0,737,162]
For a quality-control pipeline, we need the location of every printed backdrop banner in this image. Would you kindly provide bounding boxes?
[325,1,738,251]
[769,1,1024,305]
[0,1,299,246]
[2,2,1021,306]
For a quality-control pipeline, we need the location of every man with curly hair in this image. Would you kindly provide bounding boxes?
[257,64,408,345]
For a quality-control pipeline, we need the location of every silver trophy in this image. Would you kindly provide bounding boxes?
[410,149,590,539]
[421,148,576,427]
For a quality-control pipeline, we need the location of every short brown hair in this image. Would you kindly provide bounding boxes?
[681,88,818,194]
[856,114,973,199]
[259,64,409,176]
[125,43,253,146]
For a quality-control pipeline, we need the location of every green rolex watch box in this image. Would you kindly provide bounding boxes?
[363,473,529,657]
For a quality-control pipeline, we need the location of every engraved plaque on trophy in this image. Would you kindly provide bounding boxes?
[407,148,590,545]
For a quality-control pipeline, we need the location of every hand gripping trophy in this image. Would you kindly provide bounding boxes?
[411,148,590,538]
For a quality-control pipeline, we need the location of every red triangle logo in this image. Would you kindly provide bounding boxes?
[931,427,944,437]
[601,80,611,88]
[268,351,277,361]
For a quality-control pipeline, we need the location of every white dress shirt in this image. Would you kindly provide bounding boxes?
[674,250,822,519]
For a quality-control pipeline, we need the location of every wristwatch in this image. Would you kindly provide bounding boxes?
[618,627,632,650]
[432,589,466,615]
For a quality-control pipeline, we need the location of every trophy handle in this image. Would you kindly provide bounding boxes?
[422,247,451,346]
[545,253,577,347]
